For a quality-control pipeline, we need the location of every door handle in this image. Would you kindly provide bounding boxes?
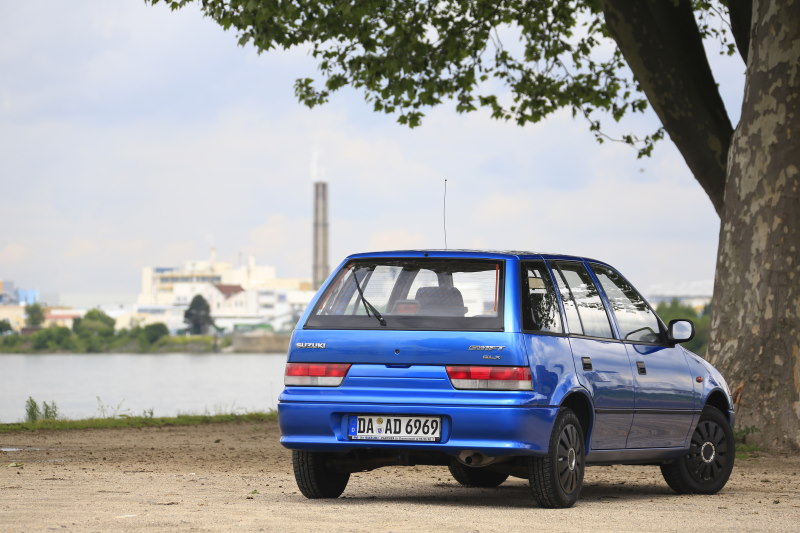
[636,361,647,375]
[581,357,593,371]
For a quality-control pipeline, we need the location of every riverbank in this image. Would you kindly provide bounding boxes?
[0,411,276,434]
[2,421,798,532]
[0,332,290,354]
[0,333,222,354]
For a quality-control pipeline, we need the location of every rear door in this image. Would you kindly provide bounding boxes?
[550,261,635,450]
[518,260,575,405]
[589,263,695,448]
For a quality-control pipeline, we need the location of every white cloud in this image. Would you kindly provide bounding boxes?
[249,214,310,278]
[0,243,29,264]
[367,230,427,252]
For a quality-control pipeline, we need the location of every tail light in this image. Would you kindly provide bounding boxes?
[446,365,532,391]
[284,363,351,387]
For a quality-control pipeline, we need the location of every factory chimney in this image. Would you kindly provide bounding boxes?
[312,182,329,289]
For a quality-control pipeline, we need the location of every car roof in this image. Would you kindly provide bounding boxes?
[346,249,610,266]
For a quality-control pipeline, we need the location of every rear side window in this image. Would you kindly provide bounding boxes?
[591,264,663,343]
[306,259,504,331]
[551,262,614,339]
[521,261,562,333]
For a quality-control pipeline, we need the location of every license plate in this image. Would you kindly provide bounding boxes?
[348,415,441,442]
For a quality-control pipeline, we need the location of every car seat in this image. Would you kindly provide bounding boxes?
[414,286,468,316]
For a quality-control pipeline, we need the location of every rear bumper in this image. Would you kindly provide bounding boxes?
[278,401,558,457]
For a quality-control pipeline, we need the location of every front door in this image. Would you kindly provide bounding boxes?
[625,343,696,447]
[590,264,696,448]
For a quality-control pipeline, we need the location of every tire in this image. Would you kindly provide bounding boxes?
[448,461,509,487]
[292,450,350,499]
[528,408,585,508]
[660,406,735,494]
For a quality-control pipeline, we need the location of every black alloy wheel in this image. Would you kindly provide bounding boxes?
[529,407,585,508]
[557,422,583,494]
[661,406,735,494]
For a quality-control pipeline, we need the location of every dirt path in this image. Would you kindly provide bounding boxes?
[1,421,798,532]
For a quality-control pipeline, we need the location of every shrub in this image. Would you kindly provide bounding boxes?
[0,334,24,351]
[70,309,115,350]
[25,396,41,423]
[24,397,59,422]
[31,326,73,351]
[141,323,169,345]
[42,401,59,420]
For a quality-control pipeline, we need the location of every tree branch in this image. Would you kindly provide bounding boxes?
[726,0,753,62]
[600,0,733,216]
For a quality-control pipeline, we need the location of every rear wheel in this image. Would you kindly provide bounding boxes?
[448,461,508,487]
[528,408,585,508]
[292,450,350,498]
[660,406,735,494]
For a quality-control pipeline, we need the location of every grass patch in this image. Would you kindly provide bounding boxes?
[734,425,762,459]
[0,411,277,433]
[736,442,762,459]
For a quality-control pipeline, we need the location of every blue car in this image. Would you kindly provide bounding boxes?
[278,250,734,507]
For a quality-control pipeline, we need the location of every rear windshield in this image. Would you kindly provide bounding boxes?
[305,259,505,331]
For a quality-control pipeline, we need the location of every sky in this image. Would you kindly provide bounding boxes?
[0,1,746,300]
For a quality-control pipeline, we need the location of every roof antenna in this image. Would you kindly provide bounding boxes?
[443,179,448,249]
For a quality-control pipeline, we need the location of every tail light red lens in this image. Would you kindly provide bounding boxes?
[284,363,351,387]
[446,365,532,391]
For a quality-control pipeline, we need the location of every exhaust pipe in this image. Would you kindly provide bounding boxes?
[457,450,497,467]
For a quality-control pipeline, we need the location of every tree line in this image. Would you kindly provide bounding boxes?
[0,295,218,353]
[0,307,170,352]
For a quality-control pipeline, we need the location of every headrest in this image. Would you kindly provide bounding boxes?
[414,286,467,316]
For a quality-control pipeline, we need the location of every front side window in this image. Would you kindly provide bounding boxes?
[521,261,562,333]
[306,259,504,331]
[591,264,663,343]
[552,262,614,339]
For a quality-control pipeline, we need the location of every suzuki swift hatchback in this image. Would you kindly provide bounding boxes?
[278,251,734,507]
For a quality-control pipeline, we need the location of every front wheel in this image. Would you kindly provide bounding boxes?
[292,450,350,498]
[660,406,735,494]
[528,407,585,508]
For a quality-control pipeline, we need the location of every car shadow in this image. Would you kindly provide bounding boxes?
[337,480,681,508]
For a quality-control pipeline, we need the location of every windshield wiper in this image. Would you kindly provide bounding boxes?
[352,267,386,326]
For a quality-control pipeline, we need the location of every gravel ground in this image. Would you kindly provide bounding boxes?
[1,421,799,532]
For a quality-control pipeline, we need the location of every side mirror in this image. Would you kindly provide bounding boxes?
[668,319,695,344]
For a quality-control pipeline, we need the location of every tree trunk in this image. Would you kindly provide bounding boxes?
[708,0,800,450]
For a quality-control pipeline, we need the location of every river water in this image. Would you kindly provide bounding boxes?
[0,353,288,423]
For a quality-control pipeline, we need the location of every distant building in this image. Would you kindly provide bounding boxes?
[0,280,39,306]
[0,280,17,304]
[136,249,315,333]
[16,289,39,305]
[54,293,136,309]
[0,305,25,331]
[0,304,84,332]
[44,308,83,329]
